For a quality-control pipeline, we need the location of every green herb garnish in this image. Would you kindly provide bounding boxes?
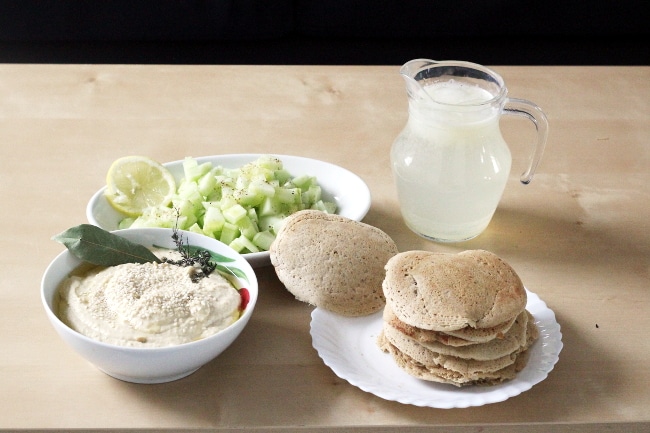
[161,226,217,283]
[53,212,221,284]
[52,224,161,267]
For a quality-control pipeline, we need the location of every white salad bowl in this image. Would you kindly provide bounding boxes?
[87,154,372,268]
[41,227,258,384]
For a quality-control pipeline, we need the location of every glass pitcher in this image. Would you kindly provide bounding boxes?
[391,59,548,242]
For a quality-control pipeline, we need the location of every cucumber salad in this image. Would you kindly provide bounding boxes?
[118,155,337,253]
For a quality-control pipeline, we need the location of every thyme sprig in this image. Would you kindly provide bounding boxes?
[161,210,216,283]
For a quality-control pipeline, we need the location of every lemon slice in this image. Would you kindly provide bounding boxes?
[105,156,176,216]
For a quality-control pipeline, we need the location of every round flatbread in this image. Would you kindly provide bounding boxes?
[383,250,527,331]
[377,310,538,387]
[270,210,398,316]
[383,304,517,347]
[383,310,532,361]
[379,327,518,376]
[378,331,532,387]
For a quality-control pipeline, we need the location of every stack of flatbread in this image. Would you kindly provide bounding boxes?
[378,249,539,387]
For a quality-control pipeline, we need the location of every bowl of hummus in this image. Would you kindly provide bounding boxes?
[41,227,258,384]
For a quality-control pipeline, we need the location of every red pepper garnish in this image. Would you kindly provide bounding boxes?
[239,288,250,311]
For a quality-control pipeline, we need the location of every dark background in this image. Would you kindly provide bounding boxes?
[1,1,647,65]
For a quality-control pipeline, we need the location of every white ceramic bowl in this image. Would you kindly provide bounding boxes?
[87,154,371,268]
[41,227,258,384]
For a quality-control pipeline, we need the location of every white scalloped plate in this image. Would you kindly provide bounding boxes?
[310,289,562,408]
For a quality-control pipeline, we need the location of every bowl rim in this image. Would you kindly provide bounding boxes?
[41,227,258,352]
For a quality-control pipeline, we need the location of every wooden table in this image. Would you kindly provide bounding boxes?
[1,64,648,432]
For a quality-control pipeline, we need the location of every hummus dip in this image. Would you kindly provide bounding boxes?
[57,250,242,348]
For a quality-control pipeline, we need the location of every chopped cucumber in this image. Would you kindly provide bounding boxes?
[236,214,259,240]
[258,214,287,235]
[229,235,259,253]
[183,157,212,182]
[203,206,225,235]
[220,222,239,245]
[253,230,276,251]
[120,155,337,252]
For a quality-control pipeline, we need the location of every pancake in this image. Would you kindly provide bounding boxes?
[378,332,533,387]
[379,326,519,375]
[383,304,517,347]
[444,316,518,343]
[270,210,398,316]
[383,250,527,331]
[378,310,539,386]
[383,310,533,361]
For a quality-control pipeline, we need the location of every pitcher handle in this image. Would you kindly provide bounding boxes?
[503,98,549,184]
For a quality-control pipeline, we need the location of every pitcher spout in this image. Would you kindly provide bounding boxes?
[400,58,439,80]
[400,59,439,101]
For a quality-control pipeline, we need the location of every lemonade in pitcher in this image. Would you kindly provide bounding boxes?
[391,60,548,242]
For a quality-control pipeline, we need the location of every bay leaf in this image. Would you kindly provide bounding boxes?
[53,224,161,266]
